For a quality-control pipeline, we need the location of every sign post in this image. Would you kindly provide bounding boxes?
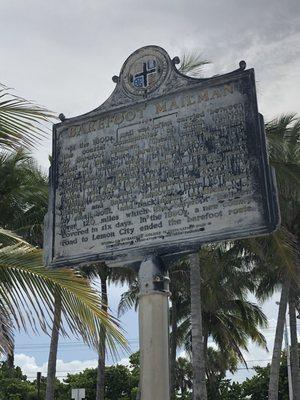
[138,256,170,400]
[44,46,280,400]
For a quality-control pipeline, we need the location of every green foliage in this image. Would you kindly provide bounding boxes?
[0,150,48,247]
[64,363,138,400]
[64,368,97,399]
[206,347,238,399]
[0,229,126,356]
[172,244,268,363]
[0,362,37,400]
[0,153,127,358]
[105,365,132,400]
[217,380,243,400]
[0,354,291,400]
[207,353,290,400]
[242,359,289,400]
[128,351,140,393]
[175,357,192,399]
[0,362,69,400]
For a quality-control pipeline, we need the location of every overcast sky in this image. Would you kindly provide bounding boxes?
[1,0,300,382]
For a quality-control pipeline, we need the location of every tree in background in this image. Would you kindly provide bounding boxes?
[205,347,238,399]
[0,150,48,247]
[64,363,137,400]
[179,54,210,400]
[0,361,36,400]
[80,263,135,400]
[243,358,289,400]
[174,357,193,399]
[247,114,300,400]
[176,245,268,365]
[2,352,291,400]
[169,262,190,400]
[178,54,300,399]
[118,245,268,397]
[266,114,300,400]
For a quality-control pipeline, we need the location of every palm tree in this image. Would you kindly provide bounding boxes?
[289,291,300,398]
[169,262,190,400]
[199,114,300,400]
[0,150,48,247]
[118,262,192,400]
[80,263,135,400]
[176,245,268,362]
[80,263,110,400]
[178,54,210,400]
[261,114,300,400]
[174,357,193,398]
[231,114,300,400]
[0,84,127,399]
[205,347,238,399]
[237,227,298,400]
[0,229,126,357]
[189,252,207,400]
[118,244,268,396]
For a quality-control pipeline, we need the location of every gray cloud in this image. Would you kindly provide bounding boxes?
[1,0,299,165]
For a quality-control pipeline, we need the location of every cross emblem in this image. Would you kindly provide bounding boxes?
[132,59,157,88]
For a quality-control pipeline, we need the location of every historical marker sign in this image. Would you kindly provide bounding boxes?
[44,46,279,268]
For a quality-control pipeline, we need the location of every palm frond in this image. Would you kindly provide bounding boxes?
[0,228,29,247]
[118,280,139,317]
[0,232,127,356]
[0,84,56,151]
[178,53,210,77]
[0,300,14,356]
[266,114,297,140]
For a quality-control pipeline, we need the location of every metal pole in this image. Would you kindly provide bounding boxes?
[285,319,293,400]
[138,255,170,400]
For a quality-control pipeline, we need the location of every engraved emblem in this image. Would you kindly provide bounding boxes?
[131,59,157,88]
[122,47,170,97]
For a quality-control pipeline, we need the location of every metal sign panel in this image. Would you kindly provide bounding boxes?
[44,46,279,268]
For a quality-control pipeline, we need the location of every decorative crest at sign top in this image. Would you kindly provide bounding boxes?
[57,46,249,119]
[121,46,170,97]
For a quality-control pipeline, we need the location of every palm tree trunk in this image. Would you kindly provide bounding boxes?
[203,332,208,362]
[289,296,300,399]
[6,341,15,378]
[189,252,207,400]
[45,290,62,400]
[96,276,108,400]
[6,342,14,370]
[170,299,178,400]
[268,276,290,400]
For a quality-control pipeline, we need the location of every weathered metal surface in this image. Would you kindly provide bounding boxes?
[138,256,169,295]
[44,45,279,268]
